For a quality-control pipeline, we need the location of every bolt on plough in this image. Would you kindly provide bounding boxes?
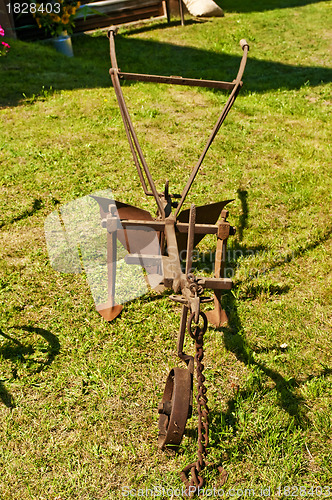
[46,28,249,495]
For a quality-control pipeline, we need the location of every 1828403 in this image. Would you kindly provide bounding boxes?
[277,485,331,497]
[6,2,60,14]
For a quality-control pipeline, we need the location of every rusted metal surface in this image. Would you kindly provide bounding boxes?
[158,367,193,448]
[118,72,236,90]
[176,200,233,253]
[206,210,236,327]
[103,29,249,492]
[181,312,208,494]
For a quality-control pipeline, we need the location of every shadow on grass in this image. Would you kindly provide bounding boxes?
[197,289,331,468]
[0,198,44,229]
[237,189,249,242]
[239,223,332,283]
[0,326,60,407]
[1,32,331,107]
[192,241,268,277]
[0,382,15,408]
[185,209,331,297]
[16,326,61,366]
[212,292,331,437]
[201,222,332,285]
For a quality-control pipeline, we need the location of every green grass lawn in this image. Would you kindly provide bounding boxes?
[0,0,331,498]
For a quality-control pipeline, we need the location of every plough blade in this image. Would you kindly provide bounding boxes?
[176,199,233,254]
[205,292,228,327]
[91,195,156,254]
[91,195,162,321]
[96,303,123,322]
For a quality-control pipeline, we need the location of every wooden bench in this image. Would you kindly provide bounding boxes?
[74,0,184,32]
[3,0,184,40]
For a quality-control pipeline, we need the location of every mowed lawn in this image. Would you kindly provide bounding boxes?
[0,0,331,498]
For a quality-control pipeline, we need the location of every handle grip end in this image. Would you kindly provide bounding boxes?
[240,39,249,51]
[108,25,119,38]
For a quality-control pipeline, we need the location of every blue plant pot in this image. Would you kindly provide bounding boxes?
[52,31,74,57]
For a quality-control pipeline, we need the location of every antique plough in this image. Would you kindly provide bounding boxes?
[95,28,249,492]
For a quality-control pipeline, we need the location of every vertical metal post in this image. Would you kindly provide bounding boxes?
[178,0,185,26]
[163,0,170,23]
[185,204,196,274]
[107,229,117,308]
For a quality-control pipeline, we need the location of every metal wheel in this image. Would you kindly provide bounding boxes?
[158,367,192,449]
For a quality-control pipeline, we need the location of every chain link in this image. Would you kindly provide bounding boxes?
[181,311,228,496]
[181,312,209,497]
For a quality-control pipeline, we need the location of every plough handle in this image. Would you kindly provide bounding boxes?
[107,26,166,217]
[234,39,249,84]
[175,39,249,216]
[240,39,249,51]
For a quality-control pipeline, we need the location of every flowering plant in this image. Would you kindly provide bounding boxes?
[33,0,81,37]
[0,25,11,56]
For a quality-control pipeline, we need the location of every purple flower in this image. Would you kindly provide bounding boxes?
[2,42,10,49]
[0,25,5,37]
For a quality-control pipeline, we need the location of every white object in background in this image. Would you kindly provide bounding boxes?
[183,0,224,17]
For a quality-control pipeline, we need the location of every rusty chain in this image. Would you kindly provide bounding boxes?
[181,310,228,497]
[181,311,209,496]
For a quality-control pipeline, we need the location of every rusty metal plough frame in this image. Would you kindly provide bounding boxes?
[96,28,249,493]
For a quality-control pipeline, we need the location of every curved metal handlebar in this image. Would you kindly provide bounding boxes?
[233,39,249,86]
[175,39,249,215]
[107,29,250,218]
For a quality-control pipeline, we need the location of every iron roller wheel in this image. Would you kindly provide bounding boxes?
[158,367,193,449]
